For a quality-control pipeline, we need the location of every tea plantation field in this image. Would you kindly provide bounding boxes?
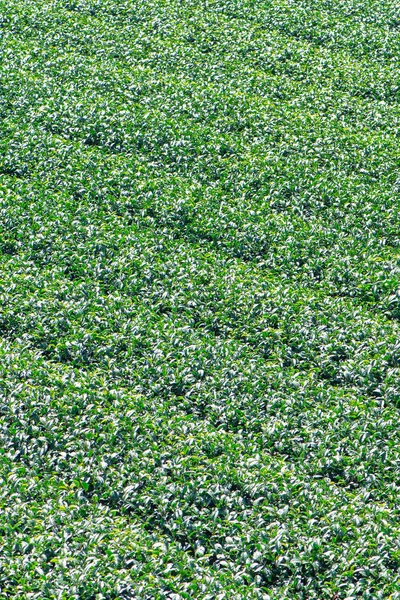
[1,0,400,598]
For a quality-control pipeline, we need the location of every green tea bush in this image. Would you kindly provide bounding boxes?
[1,0,400,597]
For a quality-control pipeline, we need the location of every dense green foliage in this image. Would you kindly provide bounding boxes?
[1,0,400,597]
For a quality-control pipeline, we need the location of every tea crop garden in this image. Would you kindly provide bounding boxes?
[1,0,400,598]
